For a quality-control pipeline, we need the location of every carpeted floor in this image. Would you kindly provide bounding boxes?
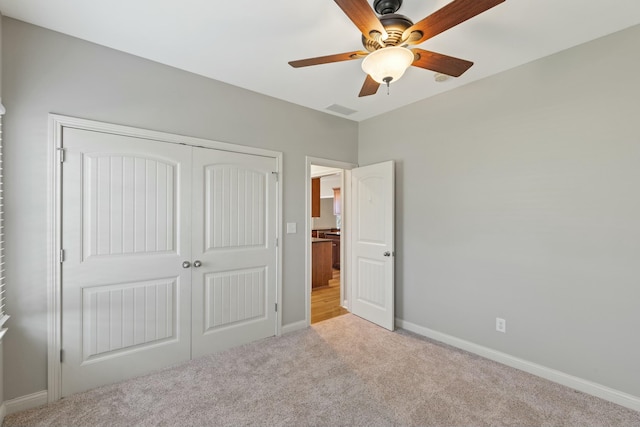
[4,314,640,426]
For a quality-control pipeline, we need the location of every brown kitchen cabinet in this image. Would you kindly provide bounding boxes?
[312,238,332,288]
[325,232,340,270]
[311,177,320,217]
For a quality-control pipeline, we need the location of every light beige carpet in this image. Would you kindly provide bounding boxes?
[4,314,640,426]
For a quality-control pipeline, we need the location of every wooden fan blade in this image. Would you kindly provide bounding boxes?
[359,75,380,97]
[289,51,368,68]
[334,0,388,42]
[411,48,473,77]
[403,0,505,45]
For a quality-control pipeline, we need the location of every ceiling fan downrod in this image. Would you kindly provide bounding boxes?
[374,0,403,15]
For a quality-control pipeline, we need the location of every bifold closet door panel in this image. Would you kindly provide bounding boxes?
[61,127,192,397]
[190,147,278,358]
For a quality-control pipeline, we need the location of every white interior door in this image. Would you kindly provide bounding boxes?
[61,128,192,396]
[190,147,278,357]
[350,161,395,331]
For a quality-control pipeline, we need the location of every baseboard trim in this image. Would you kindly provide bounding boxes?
[0,402,7,424]
[281,320,308,335]
[5,390,48,415]
[396,318,640,412]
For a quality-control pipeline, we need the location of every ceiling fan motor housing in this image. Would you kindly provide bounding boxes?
[362,13,414,52]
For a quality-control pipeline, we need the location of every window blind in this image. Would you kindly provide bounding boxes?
[0,102,8,332]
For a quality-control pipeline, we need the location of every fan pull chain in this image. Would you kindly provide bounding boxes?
[383,76,392,95]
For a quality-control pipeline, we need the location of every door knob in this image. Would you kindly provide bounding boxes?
[182,261,191,268]
[193,260,202,268]
[383,251,391,257]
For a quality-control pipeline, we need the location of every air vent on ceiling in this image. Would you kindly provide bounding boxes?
[326,104,357,116]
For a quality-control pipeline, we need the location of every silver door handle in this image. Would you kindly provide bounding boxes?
[193,260,202,268]
[182,261,191,268]
[383,251,391,257]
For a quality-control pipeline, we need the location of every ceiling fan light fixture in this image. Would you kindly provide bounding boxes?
[361,46,414,85]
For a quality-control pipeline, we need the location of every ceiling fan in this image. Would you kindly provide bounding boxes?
[289,0,505,97]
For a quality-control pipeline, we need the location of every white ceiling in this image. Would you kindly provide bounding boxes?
[1,0,640,121]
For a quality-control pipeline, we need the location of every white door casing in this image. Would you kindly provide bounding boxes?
[350,161,395,331]
[61,128,192,396]
[191,148,278,357]
[57,120,281,397]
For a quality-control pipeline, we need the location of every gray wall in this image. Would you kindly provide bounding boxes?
[312,198,337,229]
[359,24,640,397]
[1,17,358,399]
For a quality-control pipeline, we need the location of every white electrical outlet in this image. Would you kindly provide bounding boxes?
[496,317,506,333]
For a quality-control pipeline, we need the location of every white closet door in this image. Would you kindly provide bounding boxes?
[61,128,192,396]
[350,161,395,331]
[190,147,278,357]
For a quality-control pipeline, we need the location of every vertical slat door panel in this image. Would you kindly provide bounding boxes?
[83,154,177,259]
[62,127,192,397]
[145,159,158,252]
[109,157,124,255]
[122,157,136,254]
[96,156,111,256]
[206,166,266,250]
[134,158,147,253]
[81,278,178,360]
[357,258,386,308]
[122,288,135,348]
[203,268,267,330]
[109,289,123,351]
[191,148,277,357]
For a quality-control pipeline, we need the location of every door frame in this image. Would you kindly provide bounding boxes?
[305,156,357,326]
[47,114,283,402]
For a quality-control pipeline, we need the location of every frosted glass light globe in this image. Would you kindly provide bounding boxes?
[361,46,414,84]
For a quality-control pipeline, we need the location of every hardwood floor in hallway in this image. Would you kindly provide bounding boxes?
[311,269,349,324]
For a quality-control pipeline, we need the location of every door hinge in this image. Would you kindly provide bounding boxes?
[57,147,65,163]
[60,249,65,263]
[272,171,278,182]
[275,238,278,247]
[275,303,278,312]
[60,349,64,363]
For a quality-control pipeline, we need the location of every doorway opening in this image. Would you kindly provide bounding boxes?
[305,157,356,326]
[310,167,347,324]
